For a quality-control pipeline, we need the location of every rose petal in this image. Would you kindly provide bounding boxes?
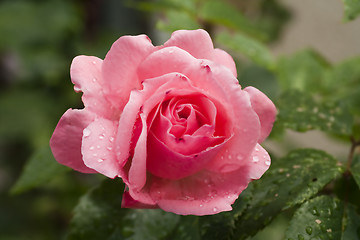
[164,29,214,60]
[102,35,155,110]
[50,109,97,173]
[146,131,223,180]
[211,48,237,77]
[244,86,277,143]
[121,190,158,209]
[70,56,115,119]
[247,144,271,180]
[149,167,251,216]
[81,118,119,178]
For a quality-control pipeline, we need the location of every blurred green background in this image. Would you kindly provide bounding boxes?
[0,0,359,239]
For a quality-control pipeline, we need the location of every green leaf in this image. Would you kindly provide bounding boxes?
[275,49,331,93]
[351,155,360,190]
[67,179,180,240]
[342,0,360,21]
[198,0,266,40]
[156,10,201,32]
[216,32,275,70]
[11,146,70,194]
[274,90,353,135]
[285,196,360,240]
[166,216,201,240]
[230,149,344,240]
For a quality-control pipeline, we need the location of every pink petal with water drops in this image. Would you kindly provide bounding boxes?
[81,118,119,178]
[102,35,155,110]
[148,167,251,216]
[247,143,271,180]
[121,190,158,209]
[244,86,277,143]
[70,56,115,119]
[50,109,97,173]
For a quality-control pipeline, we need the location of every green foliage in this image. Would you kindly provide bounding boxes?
[285,196,360,240]
[230,149,344,240]
[216,32,275,70]
[68,179,180,240]
[351,155,360,189]
[11,146,70,194]
[342,0,360,21]
[274,90,353,135]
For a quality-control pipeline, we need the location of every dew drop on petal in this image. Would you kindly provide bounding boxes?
[236,155,243,160]
[97,158,104,163]
[92,78,97,82]
[97,145,101,149]
[107,146,113,151]
[253,156,259,163]
[89,146,95,150]
[92,61,97,65]
[99,134,105,139]
[228,155,232,159]
[83,128,91,137]
[109,137,114,142]
[213,207,218,212]
[265,160,271,166]
[74,86,81,92]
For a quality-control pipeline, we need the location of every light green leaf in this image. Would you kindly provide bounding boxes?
[275,49,331,93]
[67,179,179,240]
[230,149,344,240]
[351,155,360,190]
[285,196,360,240]
[274,90,353,135]
[342,0,360,21]
[156,10,201,32]
[199,0,266,40]
[11,146,70,194]
[216,32,275,70]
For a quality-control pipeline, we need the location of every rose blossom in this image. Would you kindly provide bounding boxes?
[50,29,276,216]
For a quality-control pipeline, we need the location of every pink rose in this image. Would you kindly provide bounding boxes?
[50,29,276,215]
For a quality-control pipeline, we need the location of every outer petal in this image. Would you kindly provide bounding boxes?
[164,29,214,60]
[244,86,277,143]
[210,48,237,77]
[70,56,115,119]
[164,29,237,76]
[81,118,119,178]
[50,109,97,173]
[247,144,271,180]
[148,167,251,216]
[121,190,157,209]
[102,35,155,110]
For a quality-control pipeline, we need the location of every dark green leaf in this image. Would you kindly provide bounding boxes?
[67,179,180,240]
[275,49,331,93]
[216,32,275,70]
[274,90,353,135]
[11,146,70,194]
[342,0,360,21]
[166,216,201,240]
[230,149,344,240]
[285,196,360,240]
[351,155,360,190]
[199,0,266,40]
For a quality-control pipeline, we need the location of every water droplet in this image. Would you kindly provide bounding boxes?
[236,155,243,160]
[306,226,312,235]
[83,128,91,137]
[107,146,113,151]
[228,155,232,159]
[89,146,95,150]
[169,49,174,53]
[312,207,320,216]
[265,160,271,166]
[99,134,105,139]
[199,204,203,207]
[74,86,81,92]
[92,61,97,64]
[92,78,97,82]
[297,234,304,240]
[96,145,100,149]
[97,158,103,163]
[253,156,259,163]
[109,137,114,142]
[213,207,218,212]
